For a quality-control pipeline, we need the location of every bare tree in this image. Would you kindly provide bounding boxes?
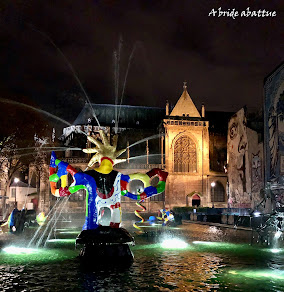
[0,134,27,219]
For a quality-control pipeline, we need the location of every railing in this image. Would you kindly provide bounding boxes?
[63,157,89,164]
[117,163,165,169]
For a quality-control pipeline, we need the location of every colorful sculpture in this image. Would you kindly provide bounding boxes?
[159,209,175,226]
[49,130,168,231]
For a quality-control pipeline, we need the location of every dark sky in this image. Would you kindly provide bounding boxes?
[0,0,283,122]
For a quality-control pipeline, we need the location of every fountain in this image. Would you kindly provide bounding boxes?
[0,31,283,291]
[49,129,168,263]
[250,181,284,248]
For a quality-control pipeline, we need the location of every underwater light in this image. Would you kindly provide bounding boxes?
[192,241,217,245]
[228,269,284,280]
[253,211,261,217]
[46,239,76,243]
[275,231,282,239]
[161,238,188,249]
[2,246,39,255]
[58,231,80,234]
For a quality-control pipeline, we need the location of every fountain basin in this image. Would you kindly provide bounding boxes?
[76,226,135,262]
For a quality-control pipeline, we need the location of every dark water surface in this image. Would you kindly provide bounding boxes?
[0,223,283,291]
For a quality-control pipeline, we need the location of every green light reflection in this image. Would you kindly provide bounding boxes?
[0,245,77,265]
[58,231,80,234]
[228,269,284,281]
[46,239,76,243]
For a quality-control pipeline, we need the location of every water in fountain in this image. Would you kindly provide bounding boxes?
[28,25,101,128]
[27,196,70,248]
[113,38,146,134]
[126,134,164,149]
[0,98,89,139]
[116,154,163,165]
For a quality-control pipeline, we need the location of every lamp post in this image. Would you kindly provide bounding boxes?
[14,177,19,208]
[211,181,216,208]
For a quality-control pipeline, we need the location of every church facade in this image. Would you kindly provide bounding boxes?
[32,84,230,214]
[163,84,227,210]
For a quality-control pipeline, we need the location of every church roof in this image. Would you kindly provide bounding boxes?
[73,103,165,129]
[170,83,201,118]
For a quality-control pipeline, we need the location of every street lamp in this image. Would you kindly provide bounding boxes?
[211,181,216,208]
[14,177,19,208]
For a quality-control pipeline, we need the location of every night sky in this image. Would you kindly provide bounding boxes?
[0,0,283,123]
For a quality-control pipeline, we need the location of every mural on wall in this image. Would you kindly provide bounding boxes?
[264,64,284,183]
[227,108,251,208]
[251,151,262,193]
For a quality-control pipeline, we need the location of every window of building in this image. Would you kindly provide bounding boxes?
[211,181,225,202]
[11,188,16,198]
[174,136,197,172]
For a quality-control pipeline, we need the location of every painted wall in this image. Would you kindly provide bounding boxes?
[264,63,284,183]
[227,108,251,208]
[227,108,264,208]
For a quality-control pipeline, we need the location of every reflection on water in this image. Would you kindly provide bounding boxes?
[0,223,283,291]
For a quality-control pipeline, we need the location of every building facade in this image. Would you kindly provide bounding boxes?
[32,84,231,214]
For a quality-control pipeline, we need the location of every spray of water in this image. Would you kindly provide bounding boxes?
[0,98,77,128]
[28,196,70,248]
[116,41,142,133]
[13,146,82,153]
[27,198,62,247]
[113,39,143,134]
[127,134,164,150]
[114,36,123,133]
[43,196,71,247]
[116,154,163,164]
[28,25,100,128]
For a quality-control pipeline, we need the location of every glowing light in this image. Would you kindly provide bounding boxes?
[228,269,284,280]
[275,231,282,239]
[161,238,188,249]
[192,241,217,245]
[271,248,281,253]
[2,246,39,255]
[14,178,19,183]
[58,231,80,234]
[253,211,261,217]
[46,239,76,243]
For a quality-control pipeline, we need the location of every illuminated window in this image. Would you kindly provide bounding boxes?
[174,136,197,172]
[211,181,225,202]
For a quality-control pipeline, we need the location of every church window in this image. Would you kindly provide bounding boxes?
[174,136,197,172]
[211,181,225,202]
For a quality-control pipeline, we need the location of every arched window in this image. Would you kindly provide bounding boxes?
[211,181,225,203]
[174,136,197,172]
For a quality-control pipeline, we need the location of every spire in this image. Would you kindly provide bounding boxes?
[169,82,201,118]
